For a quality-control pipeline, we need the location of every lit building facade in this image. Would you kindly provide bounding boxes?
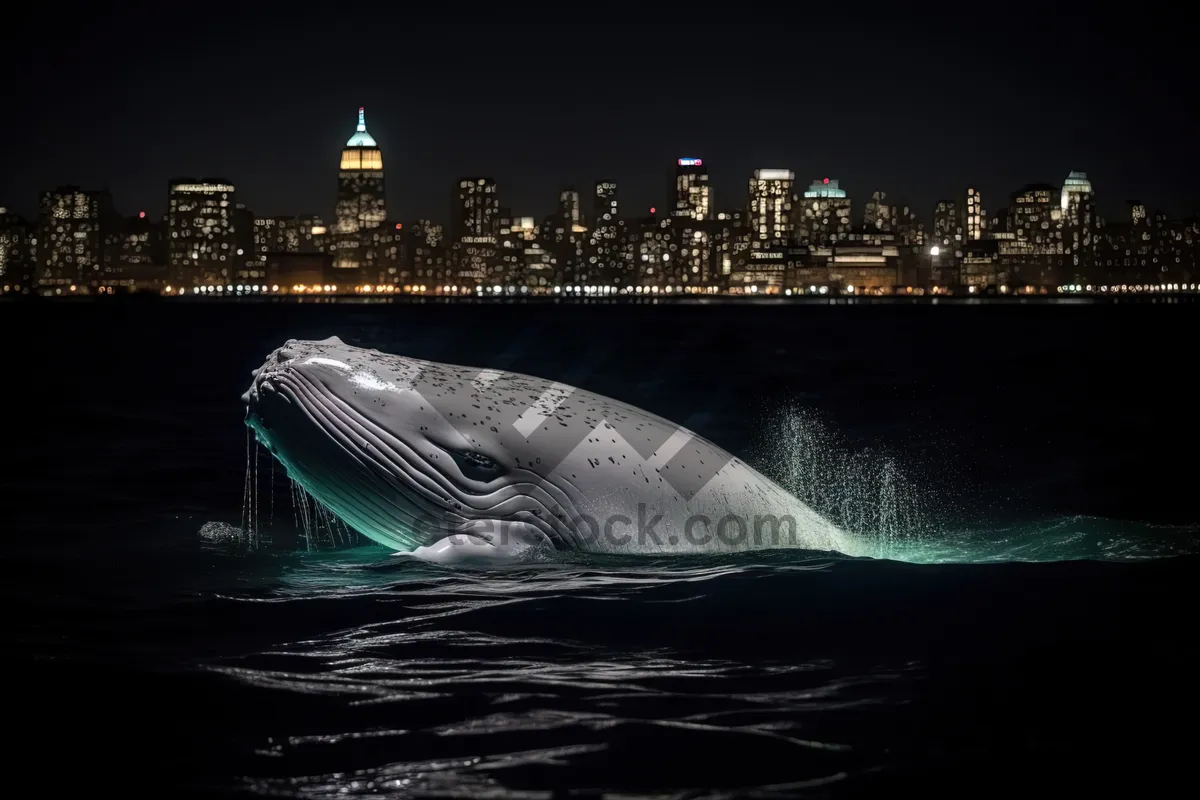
[369,222,406,285]
[255,215,327,257]
[796,178,851,245]
[1006,184,1065,285]
[630,213,673,292]
[894,204,925,247]
[451,178,500,285]
[966,187,984,240]
[1011,185,1064,257]
[407,220,450,290]
[1061,171,1095,275]
[730,242,791,294]
[167,178,238,285]
[748,169,794,246]
[1011,185,1063,255]
[712,211,749,284]
[1060,171,1093,216]
[589,180,622,283]
[109,213,166,284]
[932,200,964,248]
[0,209,36,291]
[666,219,712,292]
[233,204,256,279]
[38,186,116,291]
[548,187,589,285]
[672,158,711,220]
[454,177,499,240]
[558,188,582,229]
[794,244,900,295]
[333,108,386,273]
[863,191,894,232]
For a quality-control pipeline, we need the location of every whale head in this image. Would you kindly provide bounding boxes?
[243,336,582,553]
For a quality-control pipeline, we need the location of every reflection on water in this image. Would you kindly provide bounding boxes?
[187,537,1197,798]
[210,552,906,797]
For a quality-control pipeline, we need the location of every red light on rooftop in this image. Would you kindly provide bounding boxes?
[650,207,656,214]
[395,223,403,229]
[138,211,146,218]
[823,178,829,184]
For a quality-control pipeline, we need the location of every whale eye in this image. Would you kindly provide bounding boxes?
[450,449,504,481]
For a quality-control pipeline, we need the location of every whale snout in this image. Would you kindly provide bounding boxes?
[243,338,337,411]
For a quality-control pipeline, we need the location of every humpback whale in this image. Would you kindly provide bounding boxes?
[243,337,868,564]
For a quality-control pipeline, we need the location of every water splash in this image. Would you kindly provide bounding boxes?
[751,403,941,560]
[748,401,1200,563]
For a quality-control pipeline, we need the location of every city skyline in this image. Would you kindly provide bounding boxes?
[1,107,1191,232]
[1,14,1197,224]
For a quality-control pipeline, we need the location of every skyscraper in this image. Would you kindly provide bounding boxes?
[1061,171,1093,214]
[452,178,499,285]
[167,179,238,286]
[863,191,893,232]
[673,158,711,220]
[453,178,499,240]
[111,212,165,275]
[966,188,984,240]
[334,107,386,272]
[37,186,115,291]
[748,169,794,245]
[550,187,589,284]
[932,200,964,248]
[797,178,851,245]
[1011,185,1063,255]
[558,188,583,229]
[1061,172,1095,273]
[590,180,621,281]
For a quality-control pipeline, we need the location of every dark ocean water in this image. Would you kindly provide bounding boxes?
[4,299,1198,798]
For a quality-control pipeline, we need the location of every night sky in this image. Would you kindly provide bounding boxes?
[3,6,1196,225]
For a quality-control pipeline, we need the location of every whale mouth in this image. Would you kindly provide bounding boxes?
[245,357,464,551]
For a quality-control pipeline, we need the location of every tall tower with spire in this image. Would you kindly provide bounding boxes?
[333,107,386,274]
